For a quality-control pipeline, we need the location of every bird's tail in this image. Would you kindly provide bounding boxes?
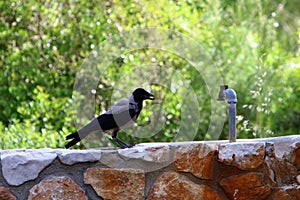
[65,131,81,149]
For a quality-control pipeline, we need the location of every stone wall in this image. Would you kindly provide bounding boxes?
[1,135,300,200]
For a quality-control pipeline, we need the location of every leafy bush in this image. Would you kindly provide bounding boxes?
[0,0,299,149]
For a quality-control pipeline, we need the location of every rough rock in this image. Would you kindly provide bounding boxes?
[270,188,292,200]
[57,149,101,165]
[263,135,300,159]
[84,167,145,200]
[148,171,222,200]
[282,141,300,169]
[293,142,300,169]
[218,142,265,170]
[266,159,297,185]
[173,143,216,179]
[269,185,300,200]
[1,149,57,186]
[220,172,271,200]
[265,142,298,185]
[285,185,300,200]
[28,176,87,200]
[99,144,172,173]
[297,175,300,184]
[118,144,170,163]
[0,186,16,200]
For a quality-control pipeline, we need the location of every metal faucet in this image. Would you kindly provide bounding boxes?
[217,85,237,142]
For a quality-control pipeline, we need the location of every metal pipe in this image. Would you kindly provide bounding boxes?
[217,85,237,142]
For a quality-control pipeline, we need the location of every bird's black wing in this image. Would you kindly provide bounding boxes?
[65,109,137,148]
[97,108,137,131]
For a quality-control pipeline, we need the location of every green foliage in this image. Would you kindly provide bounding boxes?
[0,0,299,149]
[0,86,77,149]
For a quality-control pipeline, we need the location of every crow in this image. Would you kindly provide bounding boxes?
[65,88,155,149]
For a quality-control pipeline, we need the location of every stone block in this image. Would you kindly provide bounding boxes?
[84,167,145,200]
[220,172,271,200]
[28,176,87,200]
[0,186,16,200]
[148,171,222,200]
[173,143,216,179]
[270,188,292,200]
[218,142,265,170]
[1,149,57,186]
[118,144,170,163]
[56,149,101,165]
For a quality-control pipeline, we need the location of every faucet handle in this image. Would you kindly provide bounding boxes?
[217,85,228,101]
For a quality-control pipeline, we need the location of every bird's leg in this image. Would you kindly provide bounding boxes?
[112,128,134,149]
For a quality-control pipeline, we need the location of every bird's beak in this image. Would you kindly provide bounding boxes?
[146,93,155,100]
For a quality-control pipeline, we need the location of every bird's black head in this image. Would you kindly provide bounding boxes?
[132,88,155,102]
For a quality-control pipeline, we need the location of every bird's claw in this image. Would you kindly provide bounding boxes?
[119,143,135,149]
[113,137,135,149]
